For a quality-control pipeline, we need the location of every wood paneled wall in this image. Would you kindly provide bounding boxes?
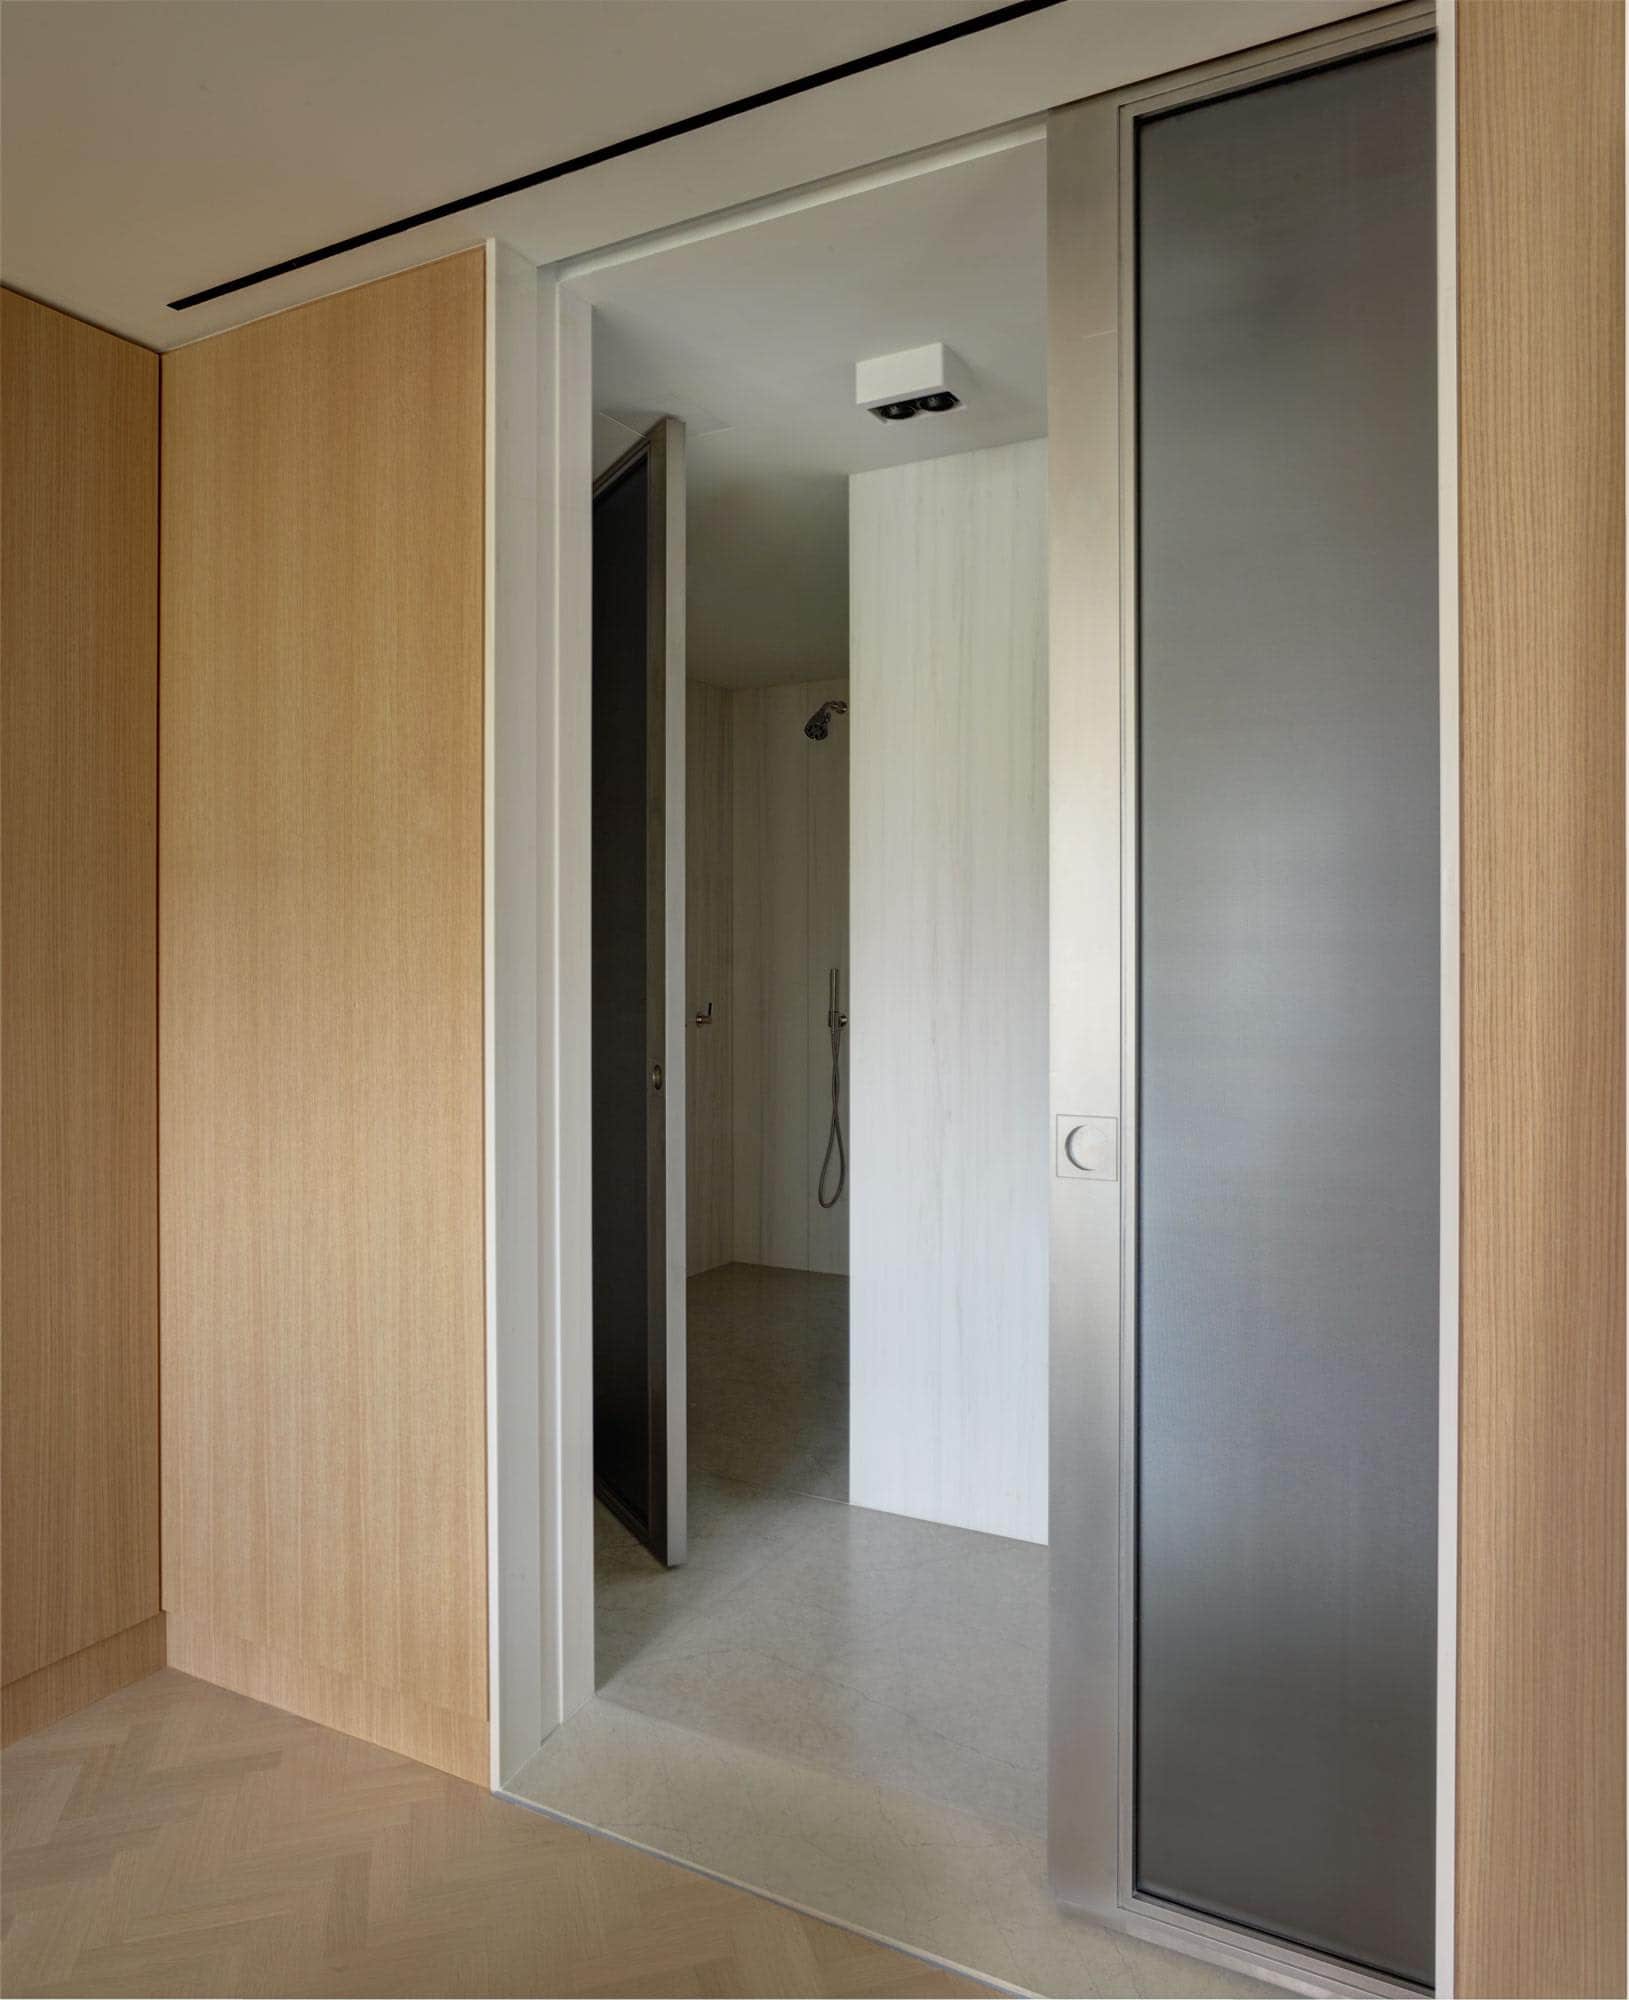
[159,251,489,1784]
[1,289,163,1744]
[1456,3,1626,1992]
[849,442,1047,1545]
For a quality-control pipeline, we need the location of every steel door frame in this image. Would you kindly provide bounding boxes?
[1045,9,1453,1994]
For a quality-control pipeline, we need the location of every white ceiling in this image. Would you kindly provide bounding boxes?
[0,0,1382,353]
[581,137,1047,687]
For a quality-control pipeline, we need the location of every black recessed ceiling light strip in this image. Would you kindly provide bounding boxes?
[168,0,1067,312]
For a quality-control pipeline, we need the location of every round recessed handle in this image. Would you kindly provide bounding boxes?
[1057,1113,1117,1181]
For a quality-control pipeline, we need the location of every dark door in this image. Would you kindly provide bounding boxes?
[1133,42,1438,1986]
[592,418,686,1566]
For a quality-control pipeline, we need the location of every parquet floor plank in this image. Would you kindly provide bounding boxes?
[0,1671,991,2000]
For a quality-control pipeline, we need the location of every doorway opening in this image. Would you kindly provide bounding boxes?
[500,16,1447,1997]
[512,132,1083,1996]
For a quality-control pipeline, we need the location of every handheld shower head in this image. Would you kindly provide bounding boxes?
[803,699,848,741]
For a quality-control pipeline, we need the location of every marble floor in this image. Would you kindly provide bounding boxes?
[510,1263,1272,2000]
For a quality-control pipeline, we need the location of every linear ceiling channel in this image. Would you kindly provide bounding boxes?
[167,0,1067,312]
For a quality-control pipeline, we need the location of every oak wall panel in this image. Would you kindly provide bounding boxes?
[2,1615,165,1747]
[159,251,488,1781]
[1,289,160,1722]
[1456,4,1625,1991]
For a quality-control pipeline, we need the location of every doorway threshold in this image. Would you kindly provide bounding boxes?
[505,1686,1273,1999]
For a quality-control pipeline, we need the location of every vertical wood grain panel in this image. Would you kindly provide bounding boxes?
[1,289,160,1711]
[850,442,1048,1544]
[687,680,733,1275]
[1456,4,1625,1991]
[159,251,488,1780]
[1,1615,165,1747]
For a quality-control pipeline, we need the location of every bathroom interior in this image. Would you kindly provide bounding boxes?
[511,135,1104,1996]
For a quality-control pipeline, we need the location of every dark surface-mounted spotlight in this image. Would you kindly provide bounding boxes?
[856,343,971,424]
[869,391,964,423]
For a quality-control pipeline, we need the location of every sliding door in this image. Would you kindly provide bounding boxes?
[1135,40,1437,1985]
[1049,15,1440,1991]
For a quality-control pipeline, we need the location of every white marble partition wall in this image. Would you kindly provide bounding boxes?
[729,676,850,1277]
[849,439,1048,1546]
[686,682,733,1275]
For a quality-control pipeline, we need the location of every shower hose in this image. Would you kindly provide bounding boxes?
[817,966,847,1210]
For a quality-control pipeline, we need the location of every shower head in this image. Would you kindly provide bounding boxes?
[803,699,848,741]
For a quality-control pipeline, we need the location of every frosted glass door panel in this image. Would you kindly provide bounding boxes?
[1134,41,1438,1988]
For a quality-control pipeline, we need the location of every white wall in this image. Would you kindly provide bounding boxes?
[849,439,1048,1546]
[686,682,733,1274]
[730,677,850,1277]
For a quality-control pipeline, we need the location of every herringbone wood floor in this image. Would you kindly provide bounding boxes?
[0,1669,993,1999]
